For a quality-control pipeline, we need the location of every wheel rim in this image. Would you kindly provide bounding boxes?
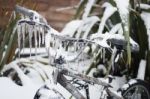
[123,85,150,99]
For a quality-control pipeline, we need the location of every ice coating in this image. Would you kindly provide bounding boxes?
[98,2,117,34]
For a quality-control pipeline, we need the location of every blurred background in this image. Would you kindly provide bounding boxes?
[0,0,79,31]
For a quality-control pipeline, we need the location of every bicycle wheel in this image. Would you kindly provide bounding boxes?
[119,79,150,99]
[34,85,65,99]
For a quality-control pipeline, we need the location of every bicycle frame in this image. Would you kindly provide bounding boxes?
[52,66,123,99]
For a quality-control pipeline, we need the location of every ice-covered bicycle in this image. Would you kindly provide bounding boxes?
[3,5,149,99]
[34,33,149,99]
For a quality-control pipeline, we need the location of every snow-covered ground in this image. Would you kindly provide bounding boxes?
[0,57,127,99]
[0,77,39,99]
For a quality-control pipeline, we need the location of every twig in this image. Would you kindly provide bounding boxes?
[56,5,78,12]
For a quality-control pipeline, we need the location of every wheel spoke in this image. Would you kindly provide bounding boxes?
[123,84,150,99]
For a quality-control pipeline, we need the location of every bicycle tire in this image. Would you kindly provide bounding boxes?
[118,79,150,99]
[34,85,65,99]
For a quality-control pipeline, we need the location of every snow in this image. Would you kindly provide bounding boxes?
[0,77,39,99]
[37,87,64,99]
[141,12,150,49]
[82,16,100,39]
[108,89,123,99]
[16,48,47,55]
[89,84,104,99]
[137,3,150,9]
[75,16,100,39]
[122,83,129,90]
[0,59,45,99]
[114,0,129,32]
[90,32,139,50]
[90,32,111,48]
[137,59,146,80]
[0,4,135,99]
[1,55,127,99]
[61,20,82,37]
[97,2,117,34]
[7,60,33,85]
[109,23,122,34]
[82,0,96,19]
[114,0,129,15]
[128,79,137,85]
[121,79,137,90]
[110,76,127,91]
[97,64,107,75]
[33,27,38,56]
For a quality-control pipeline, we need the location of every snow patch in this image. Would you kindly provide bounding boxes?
[114,0,130,32]
[98,2,117,34]
[137,59,146,80]
[61,20,82,37]
[82,0,96,19]
[138,3,150,9]
[0,77,39,99]
[141,12,150,49]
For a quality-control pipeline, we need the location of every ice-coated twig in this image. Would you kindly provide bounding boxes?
[33,26,38,57]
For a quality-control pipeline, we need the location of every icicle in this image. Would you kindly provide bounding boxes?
[21,23,26,53]
[28,25,33,58]
[38,26,41,48]
[41,26,45,45]
[34,26,38,58]
[17,24,21,58]
[45,31,51,48]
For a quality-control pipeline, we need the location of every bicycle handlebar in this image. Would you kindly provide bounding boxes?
[15,5,33,18]
[51,33,110,49]
[15,5,139,54]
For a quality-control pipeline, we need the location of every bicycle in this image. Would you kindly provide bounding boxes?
[3,5,149,99]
